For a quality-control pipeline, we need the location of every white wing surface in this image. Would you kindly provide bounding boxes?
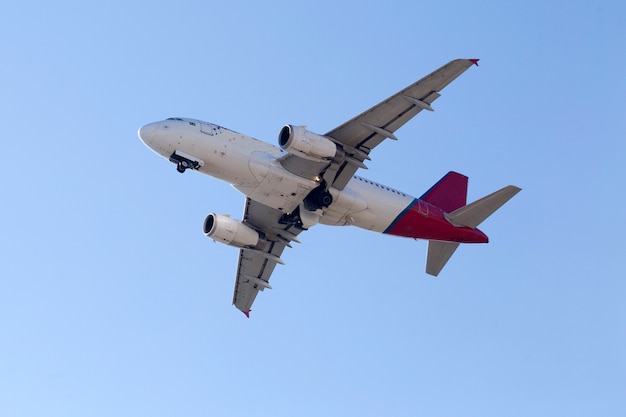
[232,198,304,315]
[325,58,479,189]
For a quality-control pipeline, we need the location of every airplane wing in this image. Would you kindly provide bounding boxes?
[325,58,479,189]
[232,198,304,316]
[279,59,477,188]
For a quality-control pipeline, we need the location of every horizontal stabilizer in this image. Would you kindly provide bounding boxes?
[426,241,460,276]
[447,186,521,228]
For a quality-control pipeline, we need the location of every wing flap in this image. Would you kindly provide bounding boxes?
[233,242,284,313]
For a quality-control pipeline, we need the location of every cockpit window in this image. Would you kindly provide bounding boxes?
[166,117,184,121]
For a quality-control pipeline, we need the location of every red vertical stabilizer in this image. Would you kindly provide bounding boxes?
[419,171,468,212]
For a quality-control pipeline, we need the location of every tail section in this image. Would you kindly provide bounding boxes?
[420,171,468,213]
[425,184,521,276]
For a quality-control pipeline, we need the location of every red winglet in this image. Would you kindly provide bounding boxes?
[243,310,251,318]
[469,58,480,66]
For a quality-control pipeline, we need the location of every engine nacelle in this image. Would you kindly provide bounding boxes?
[203,214,260,248]
[278,125,337,162]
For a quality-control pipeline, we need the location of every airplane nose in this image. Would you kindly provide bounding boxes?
[138,123,156,145]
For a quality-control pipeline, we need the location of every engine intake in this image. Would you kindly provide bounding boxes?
[278,125,337,162]
[203,214,260,248]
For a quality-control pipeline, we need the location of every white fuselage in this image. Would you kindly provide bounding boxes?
[138,118,415,233]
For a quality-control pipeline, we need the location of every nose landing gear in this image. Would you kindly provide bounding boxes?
[169,151,203,174]
[176,160,193,173]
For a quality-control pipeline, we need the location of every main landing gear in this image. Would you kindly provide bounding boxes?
[279,184,333,230]
[303,185,333,211]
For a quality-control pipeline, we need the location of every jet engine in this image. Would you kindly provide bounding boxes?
[203,214,260,248]
[278,125,337,162]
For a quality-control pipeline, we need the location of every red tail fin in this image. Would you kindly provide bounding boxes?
[420,171,468,212]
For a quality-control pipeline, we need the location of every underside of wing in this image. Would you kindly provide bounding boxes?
[232,198,305,316]
[325,59,479,189]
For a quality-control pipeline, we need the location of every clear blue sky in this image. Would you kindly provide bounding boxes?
[1,1,624,416]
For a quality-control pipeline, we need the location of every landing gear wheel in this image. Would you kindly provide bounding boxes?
[303,186,333,211]
[177,160,193,173]
[319,192,333,207]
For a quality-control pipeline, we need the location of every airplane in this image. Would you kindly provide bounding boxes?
[138,58,520,317]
